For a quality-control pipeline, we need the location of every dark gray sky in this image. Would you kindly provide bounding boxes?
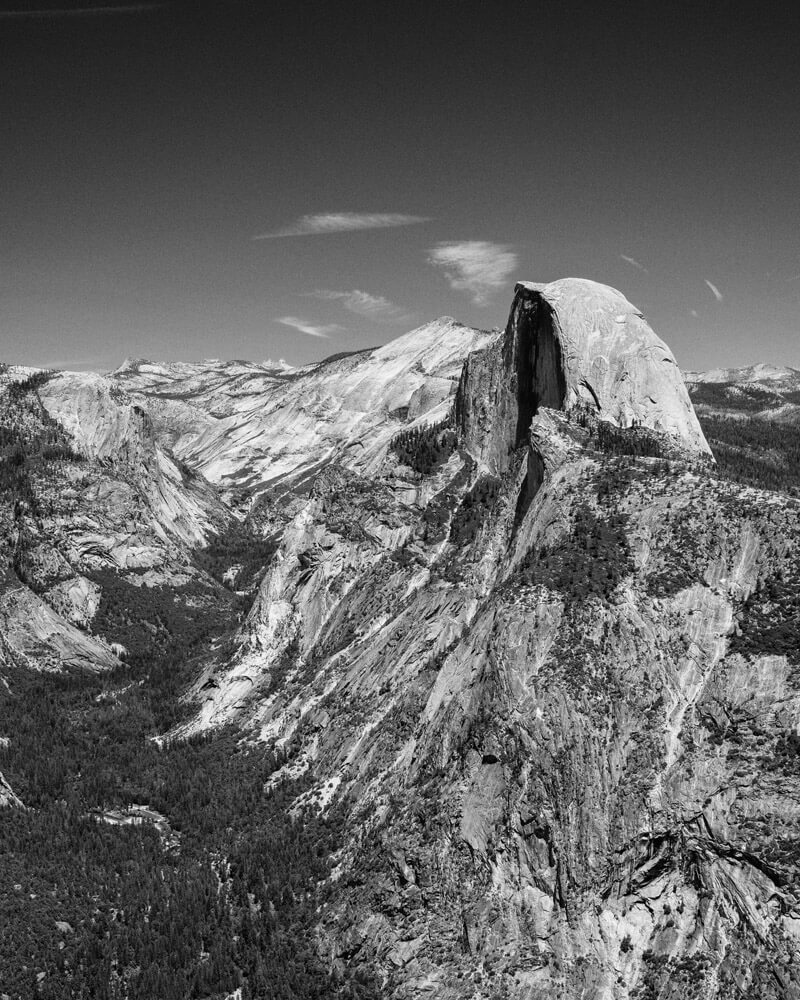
[2,1,798,371]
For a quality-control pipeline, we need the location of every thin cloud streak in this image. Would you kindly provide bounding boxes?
[620,254,648,273]
[428,240,518,305]
[0,3,166,15]
[308,289,410,322]
[276,316,341,339]
[254,212,430,239]
[704,278,723,302]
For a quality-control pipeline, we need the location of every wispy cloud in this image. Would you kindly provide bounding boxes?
[704,278,723,302]
[254,212,430,240]
[428,240,518,305]
[307,289,410,322]
[276,316,341,339]
[620,253,648,273]
[0,2,166,16]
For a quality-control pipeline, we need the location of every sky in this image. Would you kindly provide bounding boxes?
[1,0,799,372]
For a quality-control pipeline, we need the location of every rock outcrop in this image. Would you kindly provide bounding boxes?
[0,578,119,672]
[457,278,710,474]
[173,279,798,999]
[0,367,231,673]
[0,769,22,808]
[38,372,227,551]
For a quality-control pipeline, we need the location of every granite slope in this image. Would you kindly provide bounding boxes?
[174,280,799,999]
[112,319,497,500]
[0,367,231,674]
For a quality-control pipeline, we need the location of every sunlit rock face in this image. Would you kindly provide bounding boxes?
[0,769,22,808]
[458,278,710,474]
[0,580,118,672]
[521,278,708,448]
[0,319,494,676]
[37,372,226,551]
[114,318,498,499]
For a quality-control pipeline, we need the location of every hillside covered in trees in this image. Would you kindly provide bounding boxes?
[691,378,800,494]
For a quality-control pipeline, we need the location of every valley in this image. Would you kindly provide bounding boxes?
[1,280,799,999]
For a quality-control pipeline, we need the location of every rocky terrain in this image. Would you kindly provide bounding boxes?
[112,317,496,502]
[1,279,799,999]
[0,364,232,678]
[686,363,800,424]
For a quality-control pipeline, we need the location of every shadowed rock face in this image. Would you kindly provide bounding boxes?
[510,293,566,447]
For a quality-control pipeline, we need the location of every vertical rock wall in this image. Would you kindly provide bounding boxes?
[457,278,710,477]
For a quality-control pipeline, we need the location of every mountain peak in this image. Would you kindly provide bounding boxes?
[458,277,710,474]
[115,357,152,373]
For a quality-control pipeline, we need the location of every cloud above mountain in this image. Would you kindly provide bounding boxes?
[254,213,430,239]
[428,240,518,305]
[307,289,410,322]
[276,316,341,339]
[620,254,648,273]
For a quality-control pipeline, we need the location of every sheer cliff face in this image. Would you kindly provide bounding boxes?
[457,278,710,474]
[179,280,798,999]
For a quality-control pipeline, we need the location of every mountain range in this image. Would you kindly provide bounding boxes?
[1,278,799,999]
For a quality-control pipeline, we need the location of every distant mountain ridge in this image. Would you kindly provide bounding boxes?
[684,361,800,384]
[110,317,497,499]
[685,362,800,422]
